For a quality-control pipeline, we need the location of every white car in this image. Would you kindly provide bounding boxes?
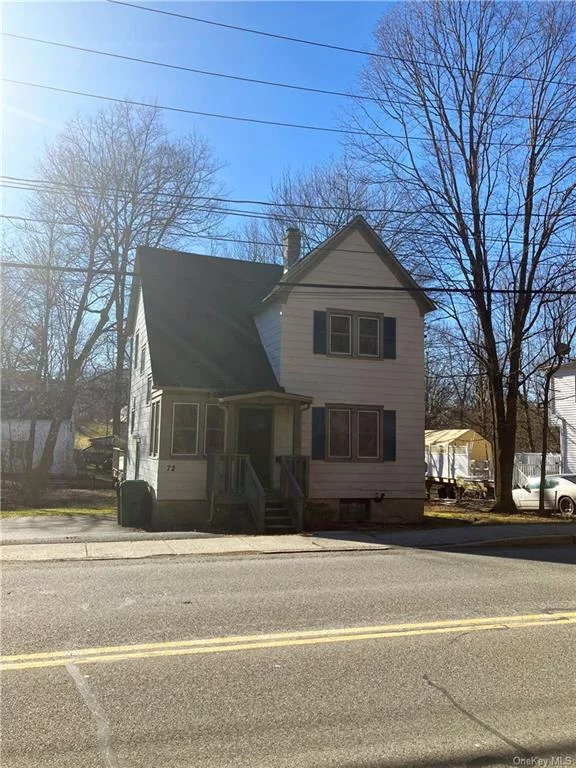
[512,474,576,516]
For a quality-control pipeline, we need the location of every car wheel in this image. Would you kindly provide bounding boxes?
[557,496,575,517]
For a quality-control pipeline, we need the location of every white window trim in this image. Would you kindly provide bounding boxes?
[171,402,199,456]
[327,408,352,459]
[357,408,381,459]
[204,404,228,455]
[357,316,381,358]
[328,313,352,356]
[149,400,161,457]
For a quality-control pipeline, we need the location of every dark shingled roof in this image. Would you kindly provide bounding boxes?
[136,247,283,390]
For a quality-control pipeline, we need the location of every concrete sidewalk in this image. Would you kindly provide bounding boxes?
[2,522,575,562]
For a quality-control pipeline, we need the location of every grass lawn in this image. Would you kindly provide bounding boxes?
[1,488,117,518]
[1,507,116,519]
[425,503,574,526]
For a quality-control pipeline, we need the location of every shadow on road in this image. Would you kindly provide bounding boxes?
[342,738,576,767]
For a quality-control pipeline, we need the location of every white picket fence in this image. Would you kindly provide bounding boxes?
[513,453,562,487]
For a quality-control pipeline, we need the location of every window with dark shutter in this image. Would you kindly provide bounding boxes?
[357,410,380,458]
[329,314,352,355]
[358,317,380,357]
[328,408,352,458]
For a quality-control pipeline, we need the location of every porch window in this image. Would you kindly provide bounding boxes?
[205,404,226,454]
[357,409,380,459]
[149,401,160,456]
[328,314,352,355]
[328,408,352,459]
[358,317,380,358]
[171,403,199,455]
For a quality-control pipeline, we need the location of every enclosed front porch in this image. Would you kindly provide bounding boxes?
[207,390,312,533]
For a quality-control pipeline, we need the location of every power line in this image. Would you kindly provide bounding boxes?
[3,175,574,226]
[5,33,575,130]
[2,78,363,136]
[2,32,375,104]
[3,208,574,254]
[2,260,576,296]
[105,0,576,91]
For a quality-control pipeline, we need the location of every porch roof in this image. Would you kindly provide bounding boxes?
[216,389,313,405]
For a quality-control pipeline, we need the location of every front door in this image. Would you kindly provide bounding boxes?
[238,407,273,488]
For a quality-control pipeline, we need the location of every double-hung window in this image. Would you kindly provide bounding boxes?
[314,310,395,359]
[328,409,352,459]
[328,314,352,355]
[357,409,380,458]
[325,406,387,462]
[357,317,380,357]
[205,404,226,454]
[171,403,199,455]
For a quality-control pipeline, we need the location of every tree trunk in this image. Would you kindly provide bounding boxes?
[112,332,127,437]
[24,382,76,506]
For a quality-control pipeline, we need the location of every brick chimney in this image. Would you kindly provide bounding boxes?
[283,227,301,269]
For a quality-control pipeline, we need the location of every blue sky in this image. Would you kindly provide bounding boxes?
[2,1,391,219]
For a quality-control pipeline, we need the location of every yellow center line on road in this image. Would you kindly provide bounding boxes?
[2,611,575,672]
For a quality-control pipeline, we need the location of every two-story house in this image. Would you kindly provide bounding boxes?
[125,216,435,531]
[551,361,576,474]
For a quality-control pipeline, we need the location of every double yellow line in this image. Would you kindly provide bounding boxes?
[2,611,575,672]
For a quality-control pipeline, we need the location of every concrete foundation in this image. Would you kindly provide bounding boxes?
[305,497,424,528]
[152,500,210,531]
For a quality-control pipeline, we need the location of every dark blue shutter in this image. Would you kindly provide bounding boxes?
[382,410,396,461]
[382,317,396,359]
[313,311,327,354]
[311,407,326,460]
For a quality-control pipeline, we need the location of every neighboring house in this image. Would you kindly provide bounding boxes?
[1,373,76,477]
[551,361,576,473]
[126,216,435,531]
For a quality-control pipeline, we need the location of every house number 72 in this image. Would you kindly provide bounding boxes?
[166,464,176,472]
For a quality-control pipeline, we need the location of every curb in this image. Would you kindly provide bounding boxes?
[2,535,574,563]
[438,534,576,549]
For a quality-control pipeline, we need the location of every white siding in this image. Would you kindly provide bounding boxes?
[552,369,576,473]
[126,287,158,490]
[156,459,208,501]
[280,227,426,500]
[254,302,282,380]
[1,419,76,476]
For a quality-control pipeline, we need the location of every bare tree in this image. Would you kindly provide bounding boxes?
[352,0,576,511]
[14,101,225,500]
[231,156,424,273]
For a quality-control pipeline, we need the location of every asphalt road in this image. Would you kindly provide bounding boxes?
[2,547,576,768]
